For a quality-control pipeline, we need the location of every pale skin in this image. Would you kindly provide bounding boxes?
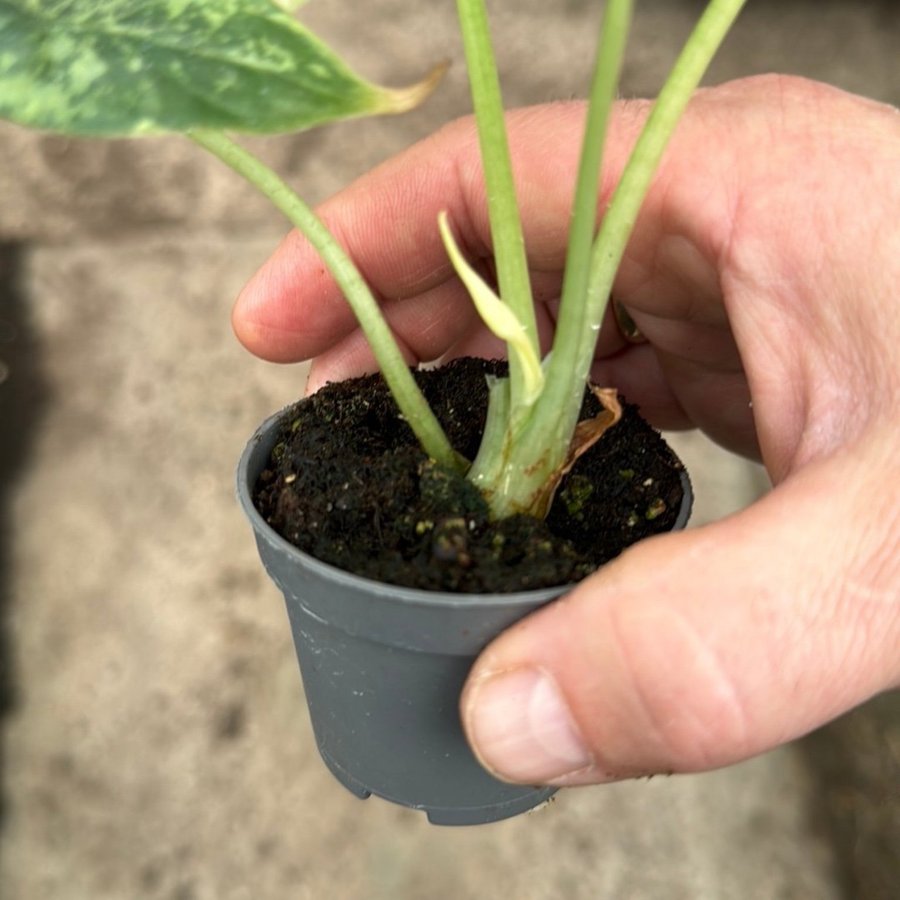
[235,75,900,785]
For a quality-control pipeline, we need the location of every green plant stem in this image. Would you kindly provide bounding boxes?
[189,128,463,473]
[485,0,747,517]
[467,374,511,491]
[456,0,539,416]
[544,0,634,438]
[578,0,747,369]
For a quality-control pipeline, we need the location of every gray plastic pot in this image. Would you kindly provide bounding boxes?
[238,409,693,826]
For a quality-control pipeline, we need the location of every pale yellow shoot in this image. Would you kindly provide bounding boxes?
[438,211,544,406]
[378,62,450,117]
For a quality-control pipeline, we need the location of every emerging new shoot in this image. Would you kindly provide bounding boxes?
[438,211,544,413]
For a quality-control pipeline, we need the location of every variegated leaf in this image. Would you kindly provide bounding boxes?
[0,0,441,136]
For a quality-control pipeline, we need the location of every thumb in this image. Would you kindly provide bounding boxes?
[460,435,900,785]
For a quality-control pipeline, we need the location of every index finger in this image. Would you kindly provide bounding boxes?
[232,87,750,365]
[232,103,612,363]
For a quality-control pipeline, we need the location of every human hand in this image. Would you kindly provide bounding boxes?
[235,75,900,785]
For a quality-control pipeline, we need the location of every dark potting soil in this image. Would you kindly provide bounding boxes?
[253,357,687,593]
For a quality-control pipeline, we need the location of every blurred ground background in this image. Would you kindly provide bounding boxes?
[0,1,897,898]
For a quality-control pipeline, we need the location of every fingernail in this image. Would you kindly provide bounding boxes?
[464,668,593,784]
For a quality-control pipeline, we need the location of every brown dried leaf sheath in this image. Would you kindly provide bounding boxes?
[530,387,623,519]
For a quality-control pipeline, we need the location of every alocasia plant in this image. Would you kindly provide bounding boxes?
[0,0,747,518]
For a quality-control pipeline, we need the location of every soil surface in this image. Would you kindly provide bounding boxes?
[253,358,687,592]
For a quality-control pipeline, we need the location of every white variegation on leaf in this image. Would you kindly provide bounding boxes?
[0,0,441,136]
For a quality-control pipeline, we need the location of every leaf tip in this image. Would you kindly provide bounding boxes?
[379,60,449,115]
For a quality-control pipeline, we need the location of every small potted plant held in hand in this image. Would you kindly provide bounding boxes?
[1,0,746,823]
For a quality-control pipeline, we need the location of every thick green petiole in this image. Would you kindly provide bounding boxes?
[189,128,463,474]
[530,0,748,470]
[455,0,540,417]
[542,0,634,434]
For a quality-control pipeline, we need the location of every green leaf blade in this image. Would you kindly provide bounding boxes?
[0,0,441,136]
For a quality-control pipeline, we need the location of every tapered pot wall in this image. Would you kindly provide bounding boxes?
[238,410,692,825]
